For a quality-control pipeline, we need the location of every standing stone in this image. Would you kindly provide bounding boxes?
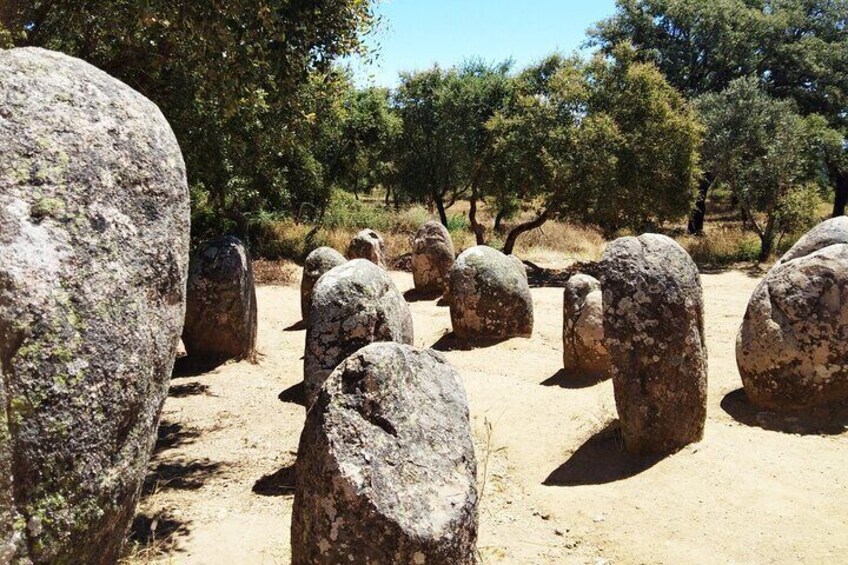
[448,246,533,341]
[292,343,478,564]
[182,235,257,364]
[300,247,346,321]
[412,221,455,295]
[563,274,610,380]
[0,48,189,563]
[737,218,848,412]
[347,229,388,268]
[304,260,413,407]
[601,234,707,455]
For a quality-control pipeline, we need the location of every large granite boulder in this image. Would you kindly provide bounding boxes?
[775,216,848,266]
[737,218,848,412]
[601,234,707,455]
[346,229,387,268]
[448,246,533,341]
[412,221,455,295]
[292,343,478,564]
[304,260,413,407]
[300,247,346,322]
[563,274,610,380]
[0,48,189,563]
[182,236,257,364]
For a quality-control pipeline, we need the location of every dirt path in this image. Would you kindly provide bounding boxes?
[129,270,848,564]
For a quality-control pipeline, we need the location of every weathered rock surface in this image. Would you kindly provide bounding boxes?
[601,234,707,455]
[346,229,387,268]
[0,48,189,563]
[292,343,478,564]
[448,246,533,341]
[775,216,848,266]
[182,236,257,364]
[412,221,455,295]
[563,274,610,380]
[300,247,346,321]
[737,219,848,412]
[304,260,413,407]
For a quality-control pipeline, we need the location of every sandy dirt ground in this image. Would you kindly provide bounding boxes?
[128,269,848,564]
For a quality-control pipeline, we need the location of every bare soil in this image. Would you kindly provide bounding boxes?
[127,269,848,564]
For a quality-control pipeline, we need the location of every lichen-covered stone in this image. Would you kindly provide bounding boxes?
[304,260,413,407]
[775,216,848,266]
[601,234,707,455]
[182,236,257,363]
[292,343,478,564]
[563,274,610,380]
[737,219,848,412]
[300,247,346,321]
[346,229,388,267]
[412,221,455,295]
[0,48,189,563]
[448,246,533,341]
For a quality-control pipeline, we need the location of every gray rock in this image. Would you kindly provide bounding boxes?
[737,221,848,412]
[292,343,478,564]
[448,246,533,341]
[563,274,610,380]
[182,236,257,364]
[776,216,848,266]
[304,260,413,407]
[0,48,189,563]
[347,229,387,268]
[412,221,455,295]
[300,247,346,321]
[600,234,707,455]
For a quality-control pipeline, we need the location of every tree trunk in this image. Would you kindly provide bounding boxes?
[758,215,776,262]
[687,173,714,235]
[494,209,506,231]
[433,190,448,226]
[502,210,550,255]
[468,186,486,245]
[384,186,391,208]
[832,169,848,218]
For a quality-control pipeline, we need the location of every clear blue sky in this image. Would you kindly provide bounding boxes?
[351,0,618,87]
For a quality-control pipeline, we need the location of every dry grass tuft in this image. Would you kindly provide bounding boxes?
[253,259,299,286]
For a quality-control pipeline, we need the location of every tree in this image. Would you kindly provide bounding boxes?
[320,85,401,202]
[391,61,513,227]
[697,77,837,259]
[2,0,377,238]
[488,48,701,254]
[590,0,848,221]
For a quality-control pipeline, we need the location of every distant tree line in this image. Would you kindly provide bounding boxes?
[3,0,846,259]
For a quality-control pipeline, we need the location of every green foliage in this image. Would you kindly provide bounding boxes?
[697,77,835,258]
[320,190,390,232]
[3,0,377,239]
[392,60,514,224]
[486,47,701,250]
[590,0,848,206]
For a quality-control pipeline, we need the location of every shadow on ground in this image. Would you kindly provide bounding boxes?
[431,332,511,352]
[403,288,442,303]
[172,355,226,379]
[541,369,608,390]
[284,320,307,332]
[143,459,226,495]
[279,382,306,407]
[169,381,213,398]
[544,421,663,486]
[126,509,191,558]
[154,420,203,454]
[253,463,297,497]
[721,388,848,435]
